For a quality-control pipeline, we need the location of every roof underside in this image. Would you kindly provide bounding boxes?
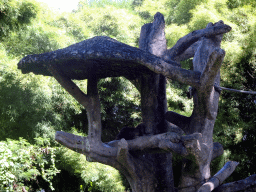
[18,36,165,80]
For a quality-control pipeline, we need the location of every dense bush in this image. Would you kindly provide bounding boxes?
[0,137,59,191]
[0,0,38,37]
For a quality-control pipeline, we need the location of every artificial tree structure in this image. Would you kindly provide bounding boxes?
[18,12,256,192]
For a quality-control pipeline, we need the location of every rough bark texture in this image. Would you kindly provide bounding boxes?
[128,12,174,191]
[213,174,256,192]
[17,12,256,192]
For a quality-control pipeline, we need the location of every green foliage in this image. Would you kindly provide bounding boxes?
[2,19,75,57]
[166,80,193,117]
[48,13,91,42]
[131,0,144,8]
[214,23,256,181]
[169,0,206,25]
[0,0,38,37]
[0,3,141,189]
[165,24,189,48]
[16,0,38,24]
[0,58,82,142]
[81,162,125,192]
[4,26,59,57]
[83,0,133,9]
[134,0,170,22]
[187,0,228,31]
[77,4,142,46]
[226,0,256,9]
[0,137,59,191]
[53,135,88,191]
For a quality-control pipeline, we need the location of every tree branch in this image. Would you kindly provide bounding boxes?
[55,129,189,157]
[199,47,225,120]
[139,12,167,57]
[163,21,231,62]
[55,131,117,159]
[182,133,210,163]
[213,174,256,192]
[191,38,224,121]
[199,48,225,89]
[106,129,221,161]
[117,139,137,173]
[48,65,88,108]
[171,41,200,62]
[158,140,188,156]
[86,76,102,141]
[197,161,239,192]
[215,85,256,95]
[154,63,201,87]
[126,132,215,159]
[55,131,90,154]
[126,132,184,153]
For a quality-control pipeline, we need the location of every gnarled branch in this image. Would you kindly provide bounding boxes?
[163,21,231,62]
[55,131,117,161]
[56,130,195,157]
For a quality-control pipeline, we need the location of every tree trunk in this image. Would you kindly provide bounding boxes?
[171,22,226,191]
[121,12,175,192]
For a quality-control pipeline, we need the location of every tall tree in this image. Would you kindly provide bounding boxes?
[17,12,256,192]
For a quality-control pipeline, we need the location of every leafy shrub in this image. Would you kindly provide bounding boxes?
[81,162,126,192]
[0,137,59,191]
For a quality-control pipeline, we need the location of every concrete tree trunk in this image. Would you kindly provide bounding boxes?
[18,12,256,192]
